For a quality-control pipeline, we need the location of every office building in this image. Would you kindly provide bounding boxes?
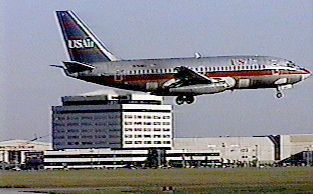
[52,93,173,150]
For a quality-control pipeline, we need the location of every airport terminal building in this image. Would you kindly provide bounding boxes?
[2,94,311,169]
[46,93,313,169]
[52,93,173,150]
[44,134,313,169]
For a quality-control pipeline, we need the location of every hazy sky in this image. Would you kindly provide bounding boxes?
[1,0,312,142]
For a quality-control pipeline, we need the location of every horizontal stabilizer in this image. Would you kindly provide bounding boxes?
[63,61,95,73]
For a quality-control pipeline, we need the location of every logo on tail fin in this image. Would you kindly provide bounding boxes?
[68,38,95,49]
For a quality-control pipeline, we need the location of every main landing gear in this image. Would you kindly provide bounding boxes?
[175,95,195,105]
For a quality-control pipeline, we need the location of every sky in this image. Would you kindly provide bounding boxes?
[1,0,312,142]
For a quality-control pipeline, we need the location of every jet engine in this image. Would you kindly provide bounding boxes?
[169,82,229,95]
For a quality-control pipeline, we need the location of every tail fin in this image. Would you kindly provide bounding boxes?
[56,10,120,63]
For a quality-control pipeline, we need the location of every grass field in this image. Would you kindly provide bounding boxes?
[1,167,312,193]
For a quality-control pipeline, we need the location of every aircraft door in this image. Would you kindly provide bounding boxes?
[114,70,124,81]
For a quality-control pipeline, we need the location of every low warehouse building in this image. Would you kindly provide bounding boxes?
[0,140,52,166]
[173,134,313,165]
[44,149,221,169]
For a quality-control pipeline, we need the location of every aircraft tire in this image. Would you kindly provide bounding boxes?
[185,96,195,104]
[176,96,184,105]
[276,92,283,98]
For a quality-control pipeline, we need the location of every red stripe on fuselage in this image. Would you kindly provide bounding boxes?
[122,69,304,82]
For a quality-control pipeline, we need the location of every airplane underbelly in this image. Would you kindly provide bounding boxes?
[237,76,276,89]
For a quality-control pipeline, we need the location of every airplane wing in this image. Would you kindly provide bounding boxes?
[169,66,213,88]
[160,66,236,96]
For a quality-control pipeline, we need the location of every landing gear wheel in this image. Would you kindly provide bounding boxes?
[185,96,195,104]
[276,92,283,98]
[175,95,195,105]
[176,96,184,105]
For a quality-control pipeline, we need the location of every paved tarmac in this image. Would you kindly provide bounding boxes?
[0,187,136,194]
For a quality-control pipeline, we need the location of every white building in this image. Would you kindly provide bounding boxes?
[44,148,221,169]
[0,140,52,164]
[52,93,173,150]
[174,136,273,164]
[173,134,313,164]
[280,134,313,160]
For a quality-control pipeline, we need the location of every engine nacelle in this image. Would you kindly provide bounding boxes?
[169,83,228,95]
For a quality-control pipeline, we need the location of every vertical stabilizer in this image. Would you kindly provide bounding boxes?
[56,10,120,63]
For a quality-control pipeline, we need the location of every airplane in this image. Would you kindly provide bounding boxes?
[53,10,311,105]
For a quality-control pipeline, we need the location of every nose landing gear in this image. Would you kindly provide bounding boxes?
[175,95,195,105]
[276,88,284,98]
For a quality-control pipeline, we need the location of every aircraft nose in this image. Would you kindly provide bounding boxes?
[302,69,312,80]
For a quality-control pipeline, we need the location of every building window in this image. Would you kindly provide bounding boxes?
[163,122,170,125]
[125,134,132,138]
[67,129,79,133]
[68,136,79,139]
[82,135,93,139]
[154,122,161,125]
[154,128,161,131]
[95,135,106,138]
[125,122,132,125]
[125,128,133,131]
[54,123,65,127]
[67,123,79,126]
[135,141,142,144]
[154,141,162,144]
[144,116,151,119]
[144,135,151,138]
[135,135,142,138]
[144,122,152,125]
[134,122,142,125]
[82,129,93,132]
[153,116,161,119]
[125,141,132,144]
[144,141,152,144]
[163,116,170,119]
[68,142,79,145]
[144,128,151,131]
[154,135,161,138]
[163,135,170,138]
[124,115,133,119]
[81,116,92,120]
[96,122,106,126]
[163,128,170,131]
[94,116,107,120]
[163,141,171,144]
[95,141,106,145]
[135,115,142,119]
[134,128,142,131]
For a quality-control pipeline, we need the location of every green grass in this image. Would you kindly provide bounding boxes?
[1,167,312,193]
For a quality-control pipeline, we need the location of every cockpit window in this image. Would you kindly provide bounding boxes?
[287,61,295,67]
